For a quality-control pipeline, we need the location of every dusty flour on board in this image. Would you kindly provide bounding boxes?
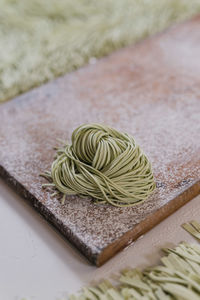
[0,19,200,258]
[0,79,199,252]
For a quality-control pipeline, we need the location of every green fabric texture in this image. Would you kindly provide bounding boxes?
[1,0,200,102]
[41,123,156,207]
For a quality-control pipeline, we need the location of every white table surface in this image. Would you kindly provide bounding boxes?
[0,178,199,300]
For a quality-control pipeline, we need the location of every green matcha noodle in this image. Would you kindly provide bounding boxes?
[70,221,200,299]
[42,124,156,207]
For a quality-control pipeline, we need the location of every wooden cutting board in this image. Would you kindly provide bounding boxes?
[0,16,200,266]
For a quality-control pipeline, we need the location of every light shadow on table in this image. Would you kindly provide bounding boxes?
[0,178,95,280]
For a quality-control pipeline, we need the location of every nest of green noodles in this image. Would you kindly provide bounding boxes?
[42,124,156,207]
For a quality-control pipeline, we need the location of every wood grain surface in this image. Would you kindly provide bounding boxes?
[0,16,200,266]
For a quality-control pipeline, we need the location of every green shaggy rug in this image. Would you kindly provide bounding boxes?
[1,0,200,102]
